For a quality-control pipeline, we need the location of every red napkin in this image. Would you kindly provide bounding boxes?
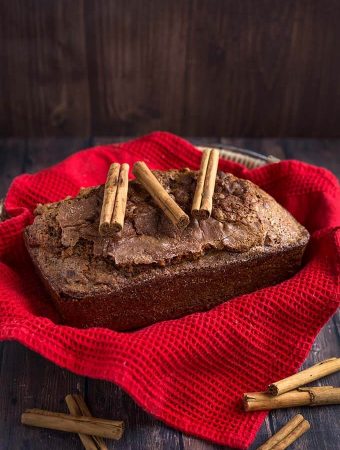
[0,132,339,449]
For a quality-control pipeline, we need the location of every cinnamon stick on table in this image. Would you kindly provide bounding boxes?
[244,386,340,411]
[267,357,340,396]
[192,148,219,220]
[271,419,310,450]
[65,394,107,450]
[256,414,309,450]
[21,409,124,440]
[99,163,129,236]
[133,161,190,229]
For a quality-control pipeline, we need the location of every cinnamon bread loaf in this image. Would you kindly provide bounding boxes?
[24,169,309,330]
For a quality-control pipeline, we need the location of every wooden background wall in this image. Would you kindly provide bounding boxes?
[1,0,340,137]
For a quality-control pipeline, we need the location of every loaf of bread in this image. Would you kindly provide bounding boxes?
[24,169,309,331]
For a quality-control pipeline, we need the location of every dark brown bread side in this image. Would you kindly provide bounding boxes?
[24,169,309,331]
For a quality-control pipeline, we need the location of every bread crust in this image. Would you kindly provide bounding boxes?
[24,169,309,331]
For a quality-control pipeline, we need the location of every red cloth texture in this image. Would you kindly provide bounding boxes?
[0,132,339,449]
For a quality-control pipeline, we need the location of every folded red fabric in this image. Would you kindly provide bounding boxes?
[0,132,339,449]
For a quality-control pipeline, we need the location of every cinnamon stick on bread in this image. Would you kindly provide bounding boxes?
[192,149,219,220]
[133,161,189,229]
[99,163,129,236]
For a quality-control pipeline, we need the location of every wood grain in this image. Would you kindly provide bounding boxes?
[0,342,84,450]
[1,1,340,136]
[25,138,90,172]
[174,0,340,137]
[0,139,26,195]
[268,319,340,450]
[84,379,182,450]
[84,0,190,136]
[284,139,340,177]
[0,0,90,136]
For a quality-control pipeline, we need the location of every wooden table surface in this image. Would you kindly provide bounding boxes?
[0,137,339,450]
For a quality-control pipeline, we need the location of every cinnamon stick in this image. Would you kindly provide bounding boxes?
[65,394,107,450]
[132,161,190,229]
[268,357,340,396]
[99,163,120,236]
[111,163,129,233]
[99,163,129,236]
[244,386,340,411]
[65,395,98,450]
[270,419,310,450]
[191,149,211,219]
[72,395,107,450]
[192,148,219,220]
[21,409,124,440]
[256,414,304,450]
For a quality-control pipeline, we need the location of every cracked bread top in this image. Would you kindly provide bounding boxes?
[25,169,309,298]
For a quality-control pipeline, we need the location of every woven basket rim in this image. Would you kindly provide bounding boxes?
[197,145,280,169]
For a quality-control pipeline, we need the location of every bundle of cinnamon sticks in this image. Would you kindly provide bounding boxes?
[257,414,310,450]
[99,163,130,236]
[244,357,340,449]
[99,149,220,235]
[244,357,340,412]
[21,393,124,450]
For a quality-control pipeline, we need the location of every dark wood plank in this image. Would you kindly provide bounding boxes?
[334,310,340,336]
[90,136,130,146]
[0,0,90,136]
[182,435,226,450]
[91,137,222,151]
[0,342,85,450]
[268,317,340,450]
[179,0,340,137]
[92,137,221,146]
[25,138,91,172]
[0,139,26,197]
[0,341,183,450]
[284,139,340,178]
[181,417,273,450]
[85,379,182,450]
[84,0,190,136]
[2,2,340,137]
